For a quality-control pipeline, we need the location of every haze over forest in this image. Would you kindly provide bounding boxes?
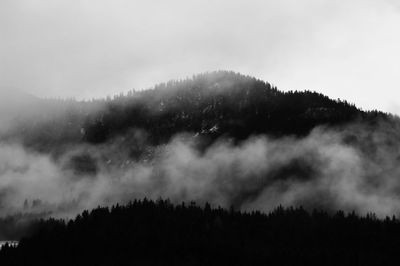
[0,71,398,222]
[2,1,400,265]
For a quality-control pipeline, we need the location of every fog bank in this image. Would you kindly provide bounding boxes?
[0,120,400,218]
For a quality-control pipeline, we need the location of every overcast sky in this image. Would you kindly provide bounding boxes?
[1,0,400,113]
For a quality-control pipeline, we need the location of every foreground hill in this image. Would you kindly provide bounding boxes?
[1,199,400,266]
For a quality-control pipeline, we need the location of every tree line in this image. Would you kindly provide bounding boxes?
[1,198,400,266]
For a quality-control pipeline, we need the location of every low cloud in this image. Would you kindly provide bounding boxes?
[1,120,400,219]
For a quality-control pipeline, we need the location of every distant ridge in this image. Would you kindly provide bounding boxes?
[0,71,391,149]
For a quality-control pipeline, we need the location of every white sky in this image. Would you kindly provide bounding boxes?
[1,0,400,113]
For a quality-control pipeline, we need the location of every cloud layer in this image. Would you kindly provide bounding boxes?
[1,120,400,219]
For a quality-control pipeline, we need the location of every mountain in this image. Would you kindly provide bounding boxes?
[2,71,391,151]
[0,71,399,215]
[0,71,400,265]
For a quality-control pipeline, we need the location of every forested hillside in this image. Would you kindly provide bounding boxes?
[2,71,389,152]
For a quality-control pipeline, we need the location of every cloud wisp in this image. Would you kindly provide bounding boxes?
[0,120,400,218]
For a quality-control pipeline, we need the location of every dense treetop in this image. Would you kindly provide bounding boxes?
[1,199,400,266]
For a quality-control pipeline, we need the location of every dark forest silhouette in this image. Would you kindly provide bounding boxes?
[1,199,400,266]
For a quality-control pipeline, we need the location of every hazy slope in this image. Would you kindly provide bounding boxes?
[3,71,386,149]
[0,71,399,221]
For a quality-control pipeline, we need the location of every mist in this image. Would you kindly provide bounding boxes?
[0,118,399,219]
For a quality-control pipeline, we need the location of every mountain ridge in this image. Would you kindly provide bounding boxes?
[1,71,392,151]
